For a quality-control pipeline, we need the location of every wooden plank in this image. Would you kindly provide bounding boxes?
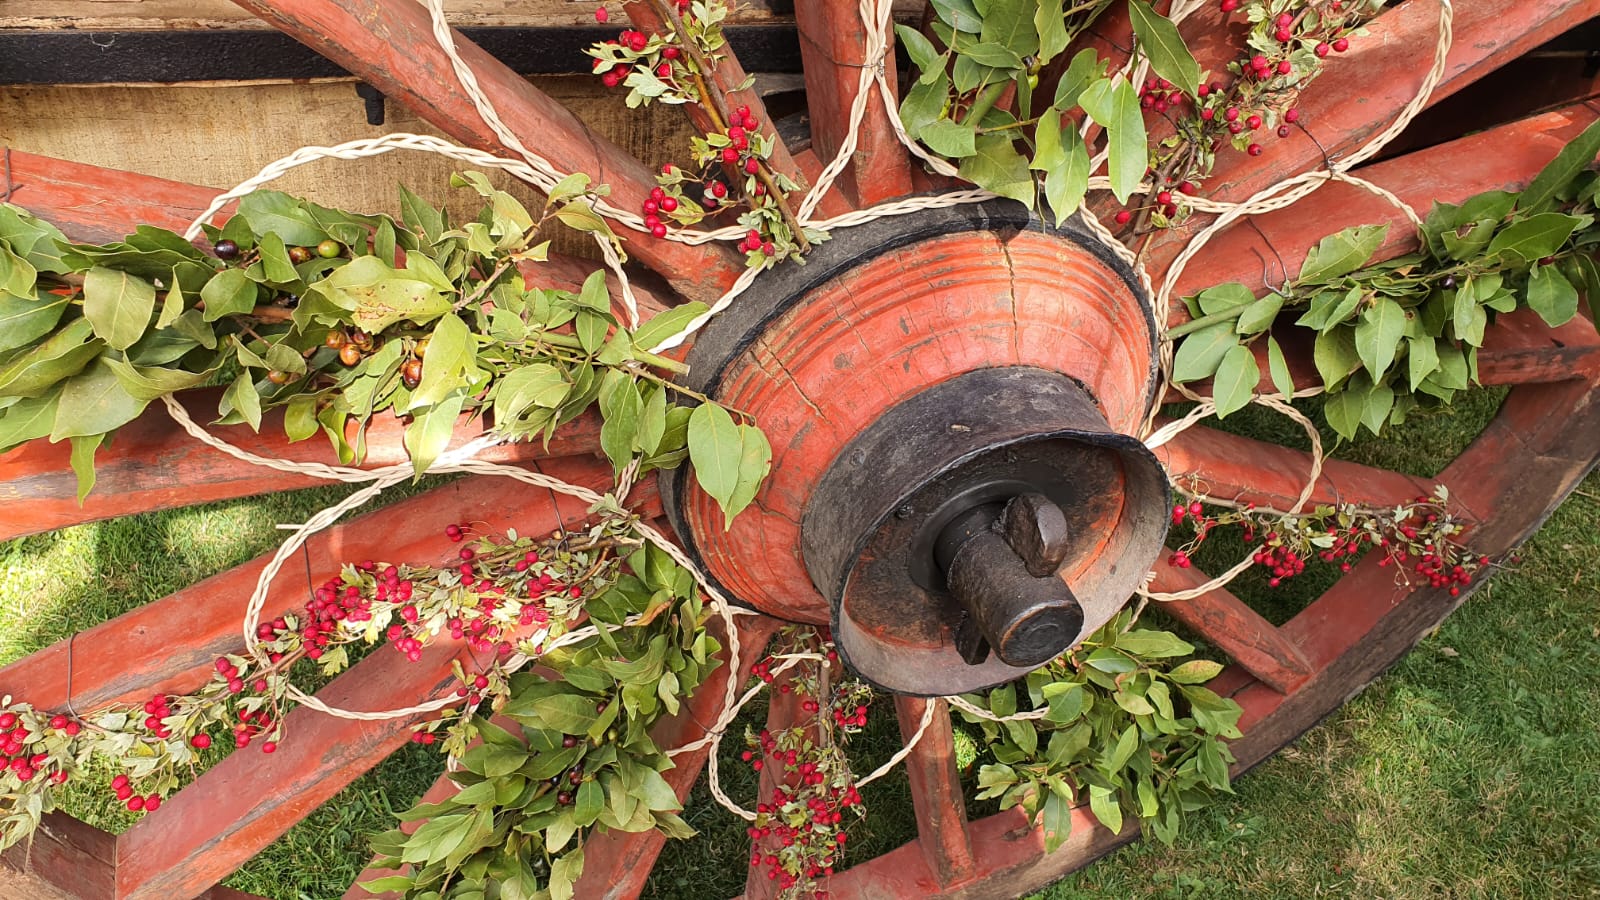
[231,0,745,302]
[742,660,810,900]
[1147,559,1313,694]
[1151,423,1440,514]
[793,0,911,207]
[893,696,977,889]
[0,458,654,714]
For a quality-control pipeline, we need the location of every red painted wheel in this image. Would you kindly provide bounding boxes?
[2,1,1599,898]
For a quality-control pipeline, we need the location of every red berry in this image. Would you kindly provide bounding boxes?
[744,158,760,174]
[1332,37,1349,52]
[660,196,678,212]
[1246,114,1263,130]
[1284,108,1300,123]
[656,63,672,78]
[1220,0,1238,10]
[722,147,739,164]
[1248,143,1263,156]
[1278,125,1292,138]
[262,741,277,754]
[145,794,161,811]
[1277,59,1293,75]
[1224,107,1240,122]
[1114,210,1132,225]
[191,734,212,750]
[1315,42,1331,57]
[594,6,609,22]
[1156,190,1172,205]
[127,796,145,812]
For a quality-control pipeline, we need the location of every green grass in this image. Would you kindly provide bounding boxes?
[3,387,1598,898]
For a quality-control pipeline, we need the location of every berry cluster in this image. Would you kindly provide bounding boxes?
[1119,0,1382,231]
[591,25,685,90]
[737,629,870,898]
[110,775,161,813]
[0,711,58,788]
[1167,488,1482,592]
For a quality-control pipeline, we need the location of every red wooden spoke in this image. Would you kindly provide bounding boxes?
[793,0,912,207]
[4,150,225,244]
[1160,102,1600,301]
[0,459,651,713]
[231,0,745,302]
[1152,423,1440,514]
[1147,559,1313,694]
[892,696,977,888]
[742,660,814,900]
[619,1,809,192]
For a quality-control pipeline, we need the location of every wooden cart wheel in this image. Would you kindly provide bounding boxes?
[3,1,1600,897]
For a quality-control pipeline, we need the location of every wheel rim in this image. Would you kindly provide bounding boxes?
[1,1,1598,897]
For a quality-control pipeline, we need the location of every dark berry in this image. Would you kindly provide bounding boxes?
[214,239,240,261]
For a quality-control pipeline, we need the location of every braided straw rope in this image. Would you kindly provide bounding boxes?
[148,0,1458,797]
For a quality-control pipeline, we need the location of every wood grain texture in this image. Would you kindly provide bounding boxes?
[1148,559,1313,694]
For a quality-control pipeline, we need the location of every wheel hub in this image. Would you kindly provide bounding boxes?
[662,198,1170,694]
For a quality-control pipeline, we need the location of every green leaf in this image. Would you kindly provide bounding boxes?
[1026,0,1068,63]
[1171,321,1236,383]
[920,119,979,158]
[1165,659,1224,684]
[1089,783,1124,833]
[599,371,643,475]
[1054,49,1105,108]
[1519,116,1600,213]
[574,778,604,827]
[631,302,709,352]
[1032,109,1089,221]
[1298,224,1387,283]
[1360,379,1394,436]
[1234,293,1283,334]
[1525,263,1579,327]
[308,256,453,332]
[404,392,465,476]
[1127,0,1200,96]
[1485,213,1581,264]
[238,191,326,246]
[1265,335,1295,398]
[494,363,569,427]
[1041,783,1073,853]
[549,848,583,900]
[285,395,319,442]
[101,357,214,402]
[978,0,1038,58]
[0,318,104,399]
[257,232,300,284]
[1078,77,1146,203]
[721,424,772,528]
[82,266,157,351]
[930,0,982,32]
[1211,344,1258,419]
[899,72,951,143]
[410,313,476,410]
[1312,326,1360,389]
[0,293,68,354]
[1452,279,1488,347]
[1354,296,1406,381]
[1116,630,1195,658]
[958,134,1035,204]
[200,268,258,322]
[896,24,945,83]
[155,278,185,330]
[1323,381,1363,441]
[1407,335,1439,390]
[688,403,744,517]
[636,385,668,456]
[0,393,60,452]
[515,694,599,734]
[217,375,263,434]
[50,357,148,440]
[69,432,103,503]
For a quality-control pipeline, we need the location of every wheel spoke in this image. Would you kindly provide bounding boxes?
[4,150,223,243]
[233,0,744,301]
[0,459,645,713]
[893,696,977,889]
[1153,423,1439,513]
[1148,559,1314,694]
[794,0,912,207]
[1160,103,1600,300]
